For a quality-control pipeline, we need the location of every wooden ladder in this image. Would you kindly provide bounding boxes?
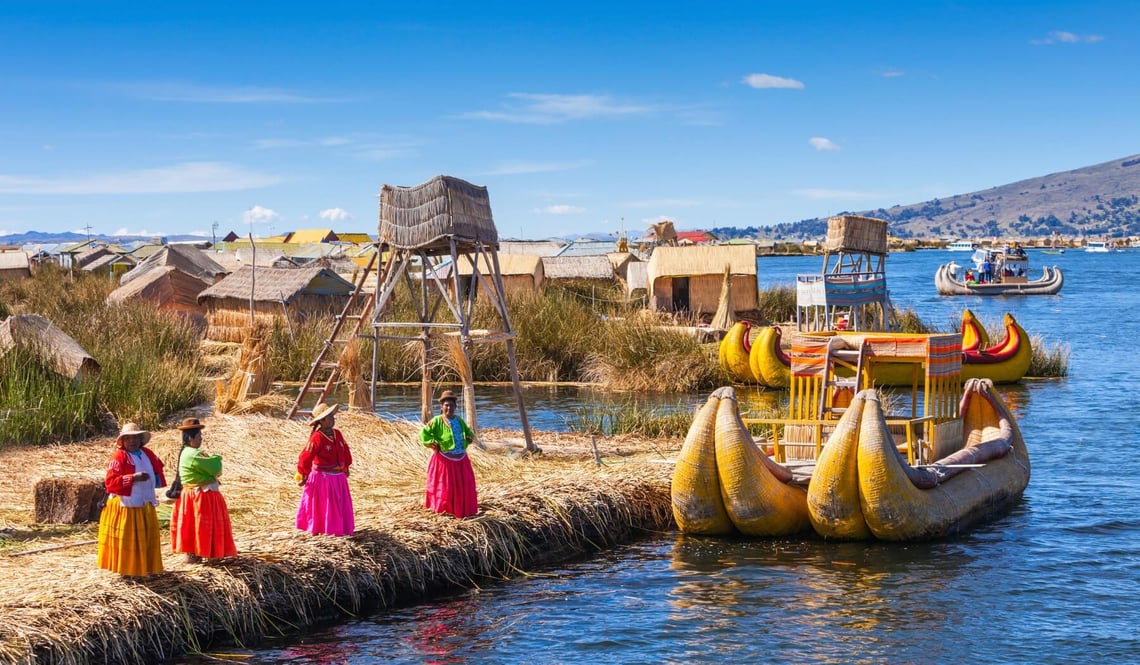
[819,341,865,420]
[287,250,379,420]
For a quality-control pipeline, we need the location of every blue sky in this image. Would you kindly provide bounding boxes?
[1,1,1137,240]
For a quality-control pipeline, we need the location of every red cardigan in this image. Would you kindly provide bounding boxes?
[297,428,352,476]
[104,448,167,496]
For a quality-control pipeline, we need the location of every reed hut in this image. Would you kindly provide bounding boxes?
[197,265,354,342]
[106,266,213,330]
[0,251,31,282]
[454,253,544,297]
[0,314,101,382]
[646,245,757,314]
[540,255,615,287]
[119,244,228,287]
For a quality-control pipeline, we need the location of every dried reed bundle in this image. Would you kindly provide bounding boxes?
[339,339,371,410]
[214,323,273,414]
[0,411,678,664]
[709,263,735,331]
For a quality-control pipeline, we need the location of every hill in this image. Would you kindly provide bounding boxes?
[714,153,1140,241]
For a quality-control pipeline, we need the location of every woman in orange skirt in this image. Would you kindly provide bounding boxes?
[97,422,166,576]
[170,417,237,563]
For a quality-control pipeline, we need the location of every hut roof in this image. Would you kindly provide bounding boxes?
[197,265,354,304]
[499,239,567,256]
[120,244,228,286]
[625,261,648,292]
[455,253,542,277]
[553,239,621,258]
[75,245,111,267]
[81,253,134,272]
[378,175,498,251]
[0,314,100,382]
[541,255,615,280]
[646,245,757,281]
[336,233,374,245]
[0,251,31,270]
[107,266,212,308]
[288,229,339,244]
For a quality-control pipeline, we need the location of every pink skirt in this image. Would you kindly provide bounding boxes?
[425,451,478,518]
[171,488,237,558]
[296,471,355,536]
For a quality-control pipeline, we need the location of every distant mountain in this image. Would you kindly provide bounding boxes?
[713,153,1140,241]
[0,231,210,246]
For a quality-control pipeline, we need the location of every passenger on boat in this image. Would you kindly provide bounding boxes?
[97,423,166,577]
[981,257,993,283]
[964,269,976,284]
[170,418,237,563]
[420,390,480,518]
[296,402,355,536]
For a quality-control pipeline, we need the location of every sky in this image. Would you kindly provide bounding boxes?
[1,1,1138,241]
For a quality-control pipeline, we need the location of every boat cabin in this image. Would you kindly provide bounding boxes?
[968,246,1029,285]
[745,331,964,472]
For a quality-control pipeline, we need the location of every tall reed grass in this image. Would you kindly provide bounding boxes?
[564,401,697,438]
[756,284,797,324]
[0,265,205,445]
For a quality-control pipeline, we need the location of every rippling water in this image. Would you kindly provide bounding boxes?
[216,249,1140,664]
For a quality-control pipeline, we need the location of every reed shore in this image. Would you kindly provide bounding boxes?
[0,409,678,664]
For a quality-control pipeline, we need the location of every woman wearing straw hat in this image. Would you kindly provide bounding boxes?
[170,418,237,563]
[295,402,355,536]
[97,422,167,576]
[419,390,479,518]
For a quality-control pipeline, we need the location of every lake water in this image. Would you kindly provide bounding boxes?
[216,248,1140,664]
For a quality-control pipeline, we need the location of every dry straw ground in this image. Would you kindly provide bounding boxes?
[0,408,680,664]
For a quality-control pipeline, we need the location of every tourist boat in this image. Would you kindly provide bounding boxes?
[935,248,1063,295]
[946,240,977,251]
[676,332,1029,540]
[1085,240,1115,253]
[721,311,1034,387]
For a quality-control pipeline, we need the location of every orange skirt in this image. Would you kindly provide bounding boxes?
[171,487,237,559]
[97,496,164,576]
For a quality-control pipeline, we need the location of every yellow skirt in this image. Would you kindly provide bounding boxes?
[97,496,164,576]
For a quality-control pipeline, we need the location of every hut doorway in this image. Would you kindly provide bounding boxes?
[671,277,690,312]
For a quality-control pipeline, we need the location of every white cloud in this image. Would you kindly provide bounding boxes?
[320,207,352,222]
[1031,31,1104,45]
[243,206,281,224]
[463,93,654,124]
[112,227,157,237]
[809,137,840,151]
[112,81,349,103]
[0,162,281,195]
[482,160,592,176]
[623,198,701,209]
[742,73,805,89]
[793,188,885,201]
[880,69,905,78]
[534,205,586,215]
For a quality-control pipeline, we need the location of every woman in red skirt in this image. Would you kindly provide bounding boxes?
[170,417,237,563]
[420,390,479,518]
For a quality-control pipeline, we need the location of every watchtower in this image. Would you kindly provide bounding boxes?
[795,215,893,332]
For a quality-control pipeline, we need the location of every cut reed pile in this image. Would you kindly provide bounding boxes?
[0,411,677,664]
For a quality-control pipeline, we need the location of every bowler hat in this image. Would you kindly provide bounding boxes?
[437,390,458,404]
[177,417,205,431]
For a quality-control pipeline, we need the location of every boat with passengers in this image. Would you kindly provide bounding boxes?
[935,243,1063,295]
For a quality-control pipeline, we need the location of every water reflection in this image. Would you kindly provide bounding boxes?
[403,599,495,664]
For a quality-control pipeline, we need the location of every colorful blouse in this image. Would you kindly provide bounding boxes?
[179,446,223,488]
[297,428,352,476]
[104,447,166,498]
[420,415,474,457]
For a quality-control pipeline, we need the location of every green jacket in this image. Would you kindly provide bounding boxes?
[179,446,223,486]
[420,415,474,454]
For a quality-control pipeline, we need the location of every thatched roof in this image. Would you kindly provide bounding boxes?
[197,265,354,304]
[625,261,648,292]
[0,314,100,382]
[107,266,212,309]
[120,244,228,286]
[0,251,30,271]
[378,175,499,251]
[455,253,542,277]
[541,255,615,280]
[80,252,133,272]
[646,245,757,281]
[74,245,111,268]
[500,239,566,256]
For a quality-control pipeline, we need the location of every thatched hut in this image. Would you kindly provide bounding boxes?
[0,314,101,382]
[0,251,31,282]
[541,255,615,288]
[120,244,228,287]
[646,245,757,314]
[454,253,544,297]
[106,266,213,330]
[196,265,355,342]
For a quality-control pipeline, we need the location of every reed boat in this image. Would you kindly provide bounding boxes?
[807,379,1029,541]
[935,248,1063,295]
[718,320,758,383]
[731,311,1033,387]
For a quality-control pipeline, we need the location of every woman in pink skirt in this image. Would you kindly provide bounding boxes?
[295,402,354,536]
[420,390,479,518]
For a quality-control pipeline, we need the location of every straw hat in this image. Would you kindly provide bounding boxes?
[115,422,152,446]
[177,417,205,431]
[437,390,458,404]
[309,402,339,425]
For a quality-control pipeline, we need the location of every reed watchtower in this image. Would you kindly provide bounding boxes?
[795,215,893,332]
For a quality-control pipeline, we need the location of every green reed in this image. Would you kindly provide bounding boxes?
[564,401,697,438]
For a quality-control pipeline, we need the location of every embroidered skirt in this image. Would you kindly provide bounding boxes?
[296,471,355,536]
[97,496,164,576]
[425,451,479,518]
[171,487,237,558]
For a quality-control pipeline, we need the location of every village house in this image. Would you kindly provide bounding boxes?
[646,244,758,314]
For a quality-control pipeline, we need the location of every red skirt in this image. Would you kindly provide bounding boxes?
[171,487,237,558]
[425,451,478,518]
